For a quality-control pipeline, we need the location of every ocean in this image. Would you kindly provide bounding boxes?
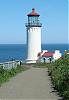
[0,44,68,63]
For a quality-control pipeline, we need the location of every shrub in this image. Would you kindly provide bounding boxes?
[48,52,69,100]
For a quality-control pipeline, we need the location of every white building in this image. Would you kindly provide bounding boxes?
[26,8,42,63]
[53,50,62,60]
[38,50,62,63]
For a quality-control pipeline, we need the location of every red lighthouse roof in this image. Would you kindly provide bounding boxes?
[42,52,54,57]
[27,8,40,16]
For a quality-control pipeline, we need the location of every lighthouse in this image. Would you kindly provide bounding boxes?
[26,8,42,63]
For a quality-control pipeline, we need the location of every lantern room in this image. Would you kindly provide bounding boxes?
[26,8,42,27]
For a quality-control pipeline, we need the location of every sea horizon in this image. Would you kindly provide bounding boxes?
[0,44,68,63]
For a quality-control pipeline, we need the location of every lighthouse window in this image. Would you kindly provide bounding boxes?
[28,17,32,24]
[28,16,39,26]
[34,17,37,23]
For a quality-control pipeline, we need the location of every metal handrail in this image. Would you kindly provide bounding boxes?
[25,23,42,27]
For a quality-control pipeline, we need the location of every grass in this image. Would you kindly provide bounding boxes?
[33,62,51,68]
[0,65,29,86]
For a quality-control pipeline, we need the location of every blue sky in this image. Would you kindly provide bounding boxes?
[0,0,68,44]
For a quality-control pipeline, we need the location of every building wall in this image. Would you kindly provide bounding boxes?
[37,50,62,63]
[38,57,53,63]
[53,50,62,60]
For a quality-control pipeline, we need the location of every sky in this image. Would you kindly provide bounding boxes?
[0,0,68,44]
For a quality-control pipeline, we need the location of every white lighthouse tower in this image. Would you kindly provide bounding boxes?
[26,8,42,63]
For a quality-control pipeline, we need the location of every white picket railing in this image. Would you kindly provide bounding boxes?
[0,60,21,70]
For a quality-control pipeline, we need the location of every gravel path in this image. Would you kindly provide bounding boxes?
[0,67,62,100]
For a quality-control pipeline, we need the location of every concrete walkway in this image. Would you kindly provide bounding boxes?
[0,68,62,100]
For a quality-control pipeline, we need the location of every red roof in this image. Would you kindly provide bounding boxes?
[42,52,54,57]
[27,8,40,16]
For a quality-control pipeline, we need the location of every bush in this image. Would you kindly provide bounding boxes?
[48,52,69,100]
